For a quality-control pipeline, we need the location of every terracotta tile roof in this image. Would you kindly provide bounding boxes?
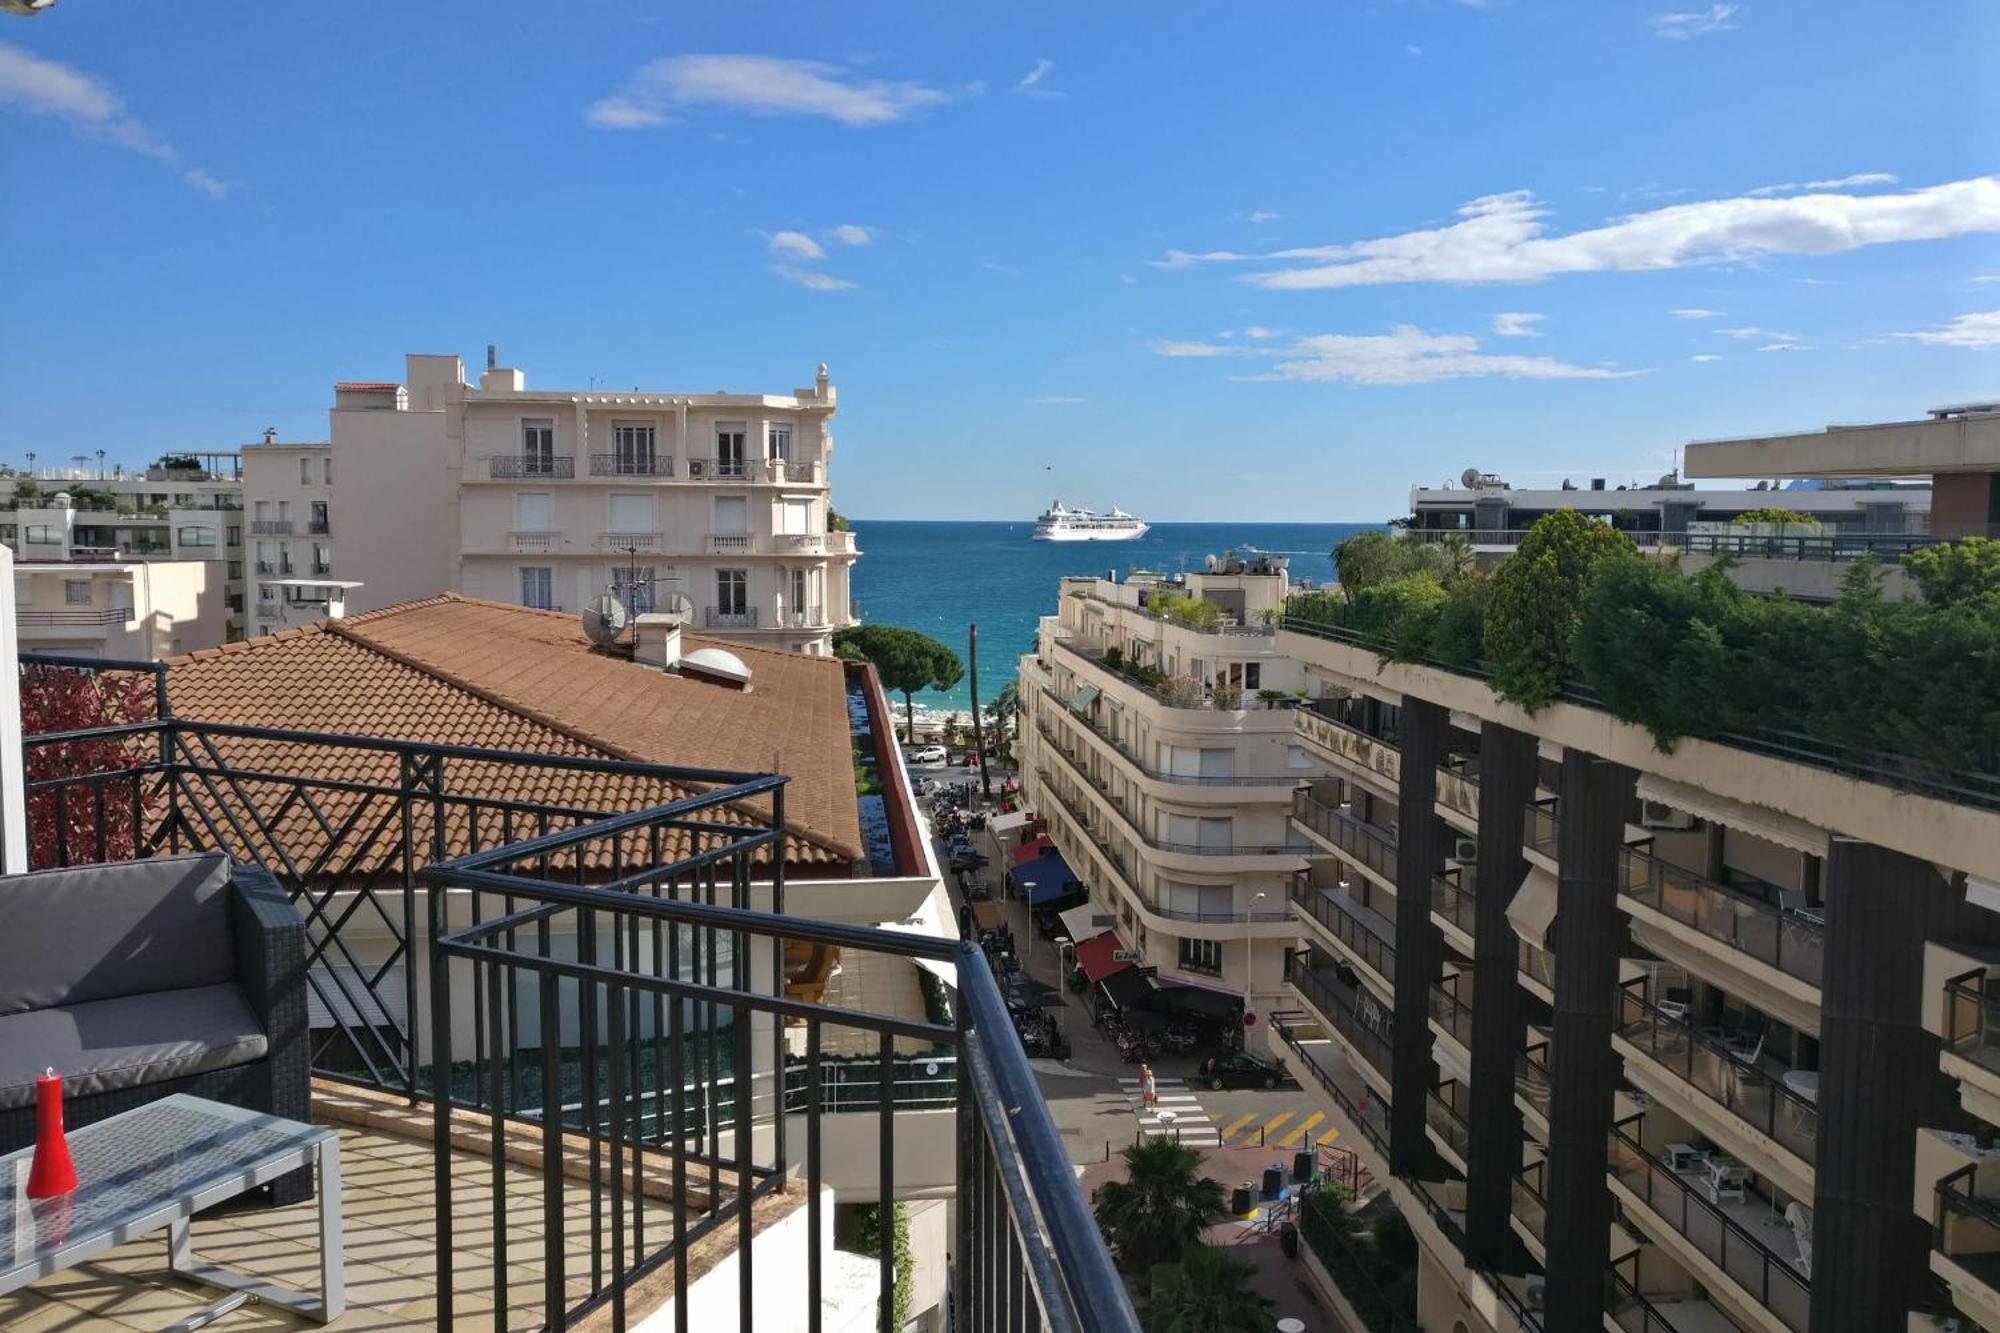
[333,381,401,392]
[162,595,861,871]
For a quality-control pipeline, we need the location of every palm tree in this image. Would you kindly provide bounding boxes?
[985,681,1021,743]
[1147,1244,1277,1333]
[1092,1139,1226,1271]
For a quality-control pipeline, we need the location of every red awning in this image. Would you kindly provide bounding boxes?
[1012,838,1057,867]
[1074,931,1133,984]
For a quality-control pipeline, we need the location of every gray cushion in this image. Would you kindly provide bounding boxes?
[0,982,268,1110]
[0,854,235,1015]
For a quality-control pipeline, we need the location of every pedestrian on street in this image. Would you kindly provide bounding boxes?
[1139,1062,1157,1112]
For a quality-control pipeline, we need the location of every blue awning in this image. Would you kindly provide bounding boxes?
[1013,850,1080,905]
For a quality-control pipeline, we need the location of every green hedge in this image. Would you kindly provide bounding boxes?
[1297,1190,1418,1333]
[1294,521,2000,778]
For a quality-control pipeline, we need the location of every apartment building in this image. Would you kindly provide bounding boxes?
[0,454,246,642]
[328,349,859,654]
[1016,552,1322,1019]
[239,433,335,637]
[13,558,225,657]
[1260,421,2000,1332]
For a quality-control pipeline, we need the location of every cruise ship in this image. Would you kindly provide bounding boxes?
[1032,501,1149,542]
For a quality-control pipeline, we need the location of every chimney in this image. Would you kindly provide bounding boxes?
[487,344,498,371]
[633,614,683,671]
[1590,478,1606,491]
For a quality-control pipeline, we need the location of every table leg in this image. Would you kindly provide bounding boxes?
[163,1139,344,1327]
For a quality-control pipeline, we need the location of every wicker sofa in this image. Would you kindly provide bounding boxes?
[0,853,310,1201]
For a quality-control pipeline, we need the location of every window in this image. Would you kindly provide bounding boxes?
[520,567,554,610]
[715,569,748,614]
[253,500,270,522]
[715,422,746,476]
[64,579,92,606]
[1178,937,1224,974]
[608,492,651,534]
[177,525,218,547]
[522,419,555,474]
[23,524,57,545]
[309,500,329,533]
[1288,743,1313,770]
[300,457,312,485]
[323,456,333,485]
[227,561,242,579]
[778,497,812,535]
[226,526,240,545]
[1156,745,1236,779]
[1156,812,1232,850]
[614,565,657,613]
[788,567,808,612]
[712,495,748,534]
[613,422,655,474]
[767,422,791,461]
[514,491,552,533]
[312,543,332,574]
[1162,882,1233,921]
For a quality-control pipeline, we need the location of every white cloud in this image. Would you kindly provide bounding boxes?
[768,230,826,260]
[1407,45,1425,56]
[0,41,224,196]
[1715,326,1797,340]
[587,54,964,129]
[1745,172,1897,198]
[770,263,856,292]
[1690,354,1724,362]
[1492,312,1545,337]
[1158,177,2000,291]
[1012,58,1060,97]
[1243,210,1282,224]
[1240,326,1281,340]
[1895,309,2000,350]
[1757,341,1806,352]
[826,223,871,246]
[1151,326,1641,386]
[1027,394,1084,405]
[1971,275,2000,284]
[1651,5,1739,40]
[1669,308,1724,319]
[1119,273,1138,286]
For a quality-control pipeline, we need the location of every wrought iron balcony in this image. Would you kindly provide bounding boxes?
[589,453,673,477]
[688,457,749,480]
[17,607,136,627]
[705,606,757,629]
[250,519,293,534]
[20,653,1138,1333]
[492,455,577,479]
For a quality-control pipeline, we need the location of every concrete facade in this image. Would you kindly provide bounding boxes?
[13,559,225,657]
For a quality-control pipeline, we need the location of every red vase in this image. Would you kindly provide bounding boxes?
[27,1070,78,1198]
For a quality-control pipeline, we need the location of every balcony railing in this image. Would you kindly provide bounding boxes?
[1682,529,1947,562]
[1293,789,1399,882]
[510,531,557,552]
[1272,1012,1391,1157]
[18,607,137,626]
[1525,797,1557,855]
[1621,845,1824,988]
[1427,1079,1471,1163]
[706,606,757,628]
[1936,1164,2000,1292]
[688,457,749,480]
[710,533,751,553]
[1288,950,1393,1078]
[1430,978,1475,1051]
[602,531,660,551]
[1614,981,1819,1165]
[22,653,1139,1333]
[1432,865,1476,937]
[1512,1160,1548,1245]
[779,459,818,483]
[1941,970,2000,1076]
[1035,684,1302,786]
[307,520,331,536]
[250,519,293,534]
[1608,1126,1810,1330]
[1605,1267,1705,1333]
[1519,934,1556,991]
[491,454,576,479]
[1518,1036,1552,1121]
[589,454,674,477]
[1293,879,1397,985]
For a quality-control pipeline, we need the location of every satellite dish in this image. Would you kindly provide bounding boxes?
[658,591,695,626]
[582,592,630,646]
[1461,466,1483,489]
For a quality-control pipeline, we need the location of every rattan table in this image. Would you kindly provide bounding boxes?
[1,1093,342,1330]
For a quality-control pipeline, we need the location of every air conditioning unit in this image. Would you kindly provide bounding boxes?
[1452,837,1478,866]
[1524,1277,1546,1310]
[1641,800,1696,831]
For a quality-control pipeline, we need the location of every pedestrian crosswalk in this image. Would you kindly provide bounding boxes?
[1213,1107,1343,1149]
[1118,1076,1221,1147]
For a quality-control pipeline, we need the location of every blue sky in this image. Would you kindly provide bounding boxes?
[1,1,1995,521]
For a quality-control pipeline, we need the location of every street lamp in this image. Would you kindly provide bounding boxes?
[1245,890,1267,1032]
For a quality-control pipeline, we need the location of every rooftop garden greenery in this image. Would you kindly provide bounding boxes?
[1147,589,1225,632]
[1289,519,2000,778]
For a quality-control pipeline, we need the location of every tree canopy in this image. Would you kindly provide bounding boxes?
[1482,509,1636,708]
[1146,1244,1276,1333]
[833,624,964,738]
[1090,1138,1225,1272]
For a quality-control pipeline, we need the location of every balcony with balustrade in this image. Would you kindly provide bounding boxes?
[1,656,1135,1333]
[1286,948,1394,1087]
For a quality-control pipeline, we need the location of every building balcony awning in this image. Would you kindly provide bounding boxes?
[988,809,1034,838]
[1059,901,1115,943]
[1070,684,1101,713]
[1013,837,1058,867]
[1635,774,1829,857]
[1075,930,1134,984]
[1099,966,1155,1010]
[1506,865,1559,946]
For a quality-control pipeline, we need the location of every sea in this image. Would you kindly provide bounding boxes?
[846,519,1379,717]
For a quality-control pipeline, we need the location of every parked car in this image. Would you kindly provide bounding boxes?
[909,744,948,765]
[1201,1051,1290,1091]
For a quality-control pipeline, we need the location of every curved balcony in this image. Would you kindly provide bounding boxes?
[1034,685,1303,787]
[1292,790,1398,883]
[1292,878,1396,986]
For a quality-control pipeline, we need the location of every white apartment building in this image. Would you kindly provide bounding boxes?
[240,434,336,638]
[329,350,859,654]
[14,559,226,657]
[0,455,246,643]
[1016,552,1322,1018]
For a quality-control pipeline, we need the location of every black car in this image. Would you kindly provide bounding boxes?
[1200,1051,1291,1091]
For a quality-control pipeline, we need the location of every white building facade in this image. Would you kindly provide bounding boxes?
[13,559,225,658]
[330,351,859,654]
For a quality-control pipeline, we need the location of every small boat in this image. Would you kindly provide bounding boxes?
[1032,501,1149,542]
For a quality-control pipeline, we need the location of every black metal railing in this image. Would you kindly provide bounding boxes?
[590,454,674,477]
[18,607,137,626]
[1292,790,1399,882]
[1036,685,1302,786]
[1288,950,1394,1078]
[422,790,1138,1332]
[1512,1159,1548,1245]
[1272,1012,1390,1158]
[1608,1126,1809,1330]
[1942,970,2000,1076]
[1614,980,1818,1164]
[1427,1079,1470,1163]
[688,457,749,480]
[1431,865,1476,937]
[1605,1266,1700,1333]
[1517,1037,1552,1121]
[492,455,577,479]
[1429,977,1475,1050]
[1682,529,1944,562]
[1292,878,1396,984]
[1524,797,1557,855]
[706,606,757,629]
[1621,845,1824,988]
[250,519,293,534]
[1935,1163,2000,1290]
